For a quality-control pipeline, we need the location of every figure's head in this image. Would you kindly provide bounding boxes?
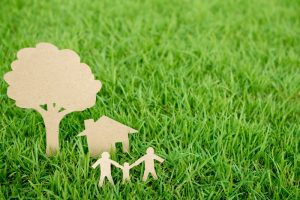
[101,152,110,158]
[124,162,129,168]
[146,147,154,154]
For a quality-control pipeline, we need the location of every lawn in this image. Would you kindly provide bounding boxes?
[0,0,299,199]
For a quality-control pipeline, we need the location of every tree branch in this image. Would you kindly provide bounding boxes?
[35,103,70,119]
[34,106,47,116]
[47,103,60,113]
[58,109,70,117]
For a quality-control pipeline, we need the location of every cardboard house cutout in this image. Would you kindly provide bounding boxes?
[4,43,101,155]
[78,115,137,157]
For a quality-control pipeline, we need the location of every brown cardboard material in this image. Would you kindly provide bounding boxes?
[131,147,164,181]
[92,152,122,187]
[4,43,101,155]
[92,147,165,187]
[78,115,137,157]
[121,162,131,183]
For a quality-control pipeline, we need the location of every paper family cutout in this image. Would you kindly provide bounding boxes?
[78,116,137,157]
[92,147,164,186]
[4,43,165,185]
[4,43,101,155]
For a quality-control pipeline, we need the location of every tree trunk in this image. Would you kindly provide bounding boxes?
[43,114,62,156]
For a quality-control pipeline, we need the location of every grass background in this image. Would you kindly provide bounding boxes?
[0,0,299,199]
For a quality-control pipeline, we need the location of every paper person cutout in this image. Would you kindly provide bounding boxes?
[92,148,164,187]
[4,43,101,155]
[131,147,164,181]
[78,115,137,157]
[92,152,122,187]
[122,162,132,183]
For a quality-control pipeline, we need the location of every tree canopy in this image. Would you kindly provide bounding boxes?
[4,43,101,113]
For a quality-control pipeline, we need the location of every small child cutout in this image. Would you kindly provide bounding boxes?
[131,147,164,181]
[122,162,131,183]
[92,152,122,187]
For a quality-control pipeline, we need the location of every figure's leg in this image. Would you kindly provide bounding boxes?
[107,175,114,185]
[99,176,105,187]
[151,170,158,180]
[142,170,150,181]
[123,175,130,183]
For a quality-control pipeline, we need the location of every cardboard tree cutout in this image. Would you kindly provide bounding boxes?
[78,115,137,157]
[4,43,101,155]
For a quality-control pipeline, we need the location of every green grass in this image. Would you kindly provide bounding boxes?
[0,0,300,199]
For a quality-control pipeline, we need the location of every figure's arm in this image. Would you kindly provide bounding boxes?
[92,159,101,169]
[111,160,123,169]
[154,155,165,163]
[131,156,145,168]
[128,164,134,169]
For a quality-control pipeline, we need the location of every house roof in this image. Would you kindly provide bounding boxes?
[78,115,137,136]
